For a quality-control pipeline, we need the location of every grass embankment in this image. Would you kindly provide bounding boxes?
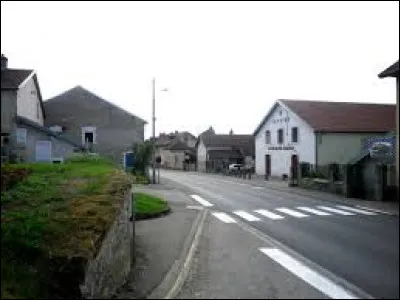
[134,193,170,220]
[1,155,133,299]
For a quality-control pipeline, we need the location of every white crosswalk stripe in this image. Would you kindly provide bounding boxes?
[336,205,377,215]
[233,210,261,222]
[296,207,331,216]
[275,208,309,218]
[212,212,237,223]
[254,209,285,220]
[317,206,355,216]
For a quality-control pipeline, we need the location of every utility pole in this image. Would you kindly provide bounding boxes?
[152,78,156,184]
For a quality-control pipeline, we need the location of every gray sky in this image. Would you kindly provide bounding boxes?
[1,1,399,138]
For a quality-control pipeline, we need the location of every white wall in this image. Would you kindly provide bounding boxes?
[255,102,316,177]
[16,76,44,125]
[197,139,207,162]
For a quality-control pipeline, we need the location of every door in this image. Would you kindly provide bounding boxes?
[291,154,299,182]
[265,154,271,180]
[35,141,52,162]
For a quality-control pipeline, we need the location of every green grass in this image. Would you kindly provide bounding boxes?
[1,157,134,299]
[134,193,168,215]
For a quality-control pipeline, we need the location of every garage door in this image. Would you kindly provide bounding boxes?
[35,141,52,162]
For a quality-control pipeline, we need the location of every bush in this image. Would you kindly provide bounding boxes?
[1,165,32,192]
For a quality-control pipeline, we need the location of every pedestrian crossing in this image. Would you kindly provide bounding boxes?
[211,205,378,224]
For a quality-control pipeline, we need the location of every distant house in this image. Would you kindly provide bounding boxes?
[1,54,80,163]
[196,131,254,173]
[43,86,147,163]
[155,131,197,170]
[253,99,396,179]
[378,60,399,191]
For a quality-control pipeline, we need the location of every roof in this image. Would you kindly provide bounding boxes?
[201,134,254,156]
[165,139,193,151]
[44,86,147,125]
[1,68,33,89]
[254,99,396,135]
[208,149,242,160]
[378,61,399,78]
[15,116,82,148]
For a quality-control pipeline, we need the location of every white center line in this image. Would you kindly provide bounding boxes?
[233,210,261,222]
[260,248,358,299]
[190,195,214,207]
[252,186,264,190]
[254,209,285,220]
[275,208,309,218]
[212,212,237,223]
[317,206,355,216]
[336,205,377,215]
[297,207,332,216]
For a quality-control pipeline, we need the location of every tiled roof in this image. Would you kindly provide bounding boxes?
[1,69,33,89]
[378,61,399,78]
[201,134,254,156]
[280,100,396,133]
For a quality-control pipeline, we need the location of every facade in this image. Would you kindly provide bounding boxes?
[43,86,147,163]
[1,54,78,163]
[196,132,254,173]
[254,99,396,178]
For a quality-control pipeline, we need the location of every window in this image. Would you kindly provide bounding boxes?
[277,129,284,144]
[265,130,271,144]
[292,127,299,143]
[16,128,27,145]
[81,126,97,145]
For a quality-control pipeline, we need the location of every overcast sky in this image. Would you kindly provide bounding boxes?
[1,1,399,138]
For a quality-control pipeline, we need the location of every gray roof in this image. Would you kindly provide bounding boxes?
[201,134,255,157]
[44,86,147,125]
[15,116,83,148]
[378,61,399,78]
[1,68,33,89]
[165,139,193,151]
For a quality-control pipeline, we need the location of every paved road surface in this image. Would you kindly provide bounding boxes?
[160,170,399,299]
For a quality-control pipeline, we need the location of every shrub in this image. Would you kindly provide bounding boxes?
[1,165,32,192]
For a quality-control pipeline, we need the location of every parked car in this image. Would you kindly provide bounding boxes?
[228,164,243,173]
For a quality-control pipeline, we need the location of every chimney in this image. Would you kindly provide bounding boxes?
[1,54,8,69]
[229,129,234,135]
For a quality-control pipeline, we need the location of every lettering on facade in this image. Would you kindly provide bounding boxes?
[268,146,295,150]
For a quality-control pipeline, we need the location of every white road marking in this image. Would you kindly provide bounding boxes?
[190,195,213,207]
[252,186,264,189]
[259,248,358,299]
[212,212,237,223]
[317,206,355,216]
[254,209,285,220]
[233,210,261,222]
[297,206,331,216]
[356,205,394,215]
[336,205,377,215]
[275,208,309,218]
[186,205,204,210]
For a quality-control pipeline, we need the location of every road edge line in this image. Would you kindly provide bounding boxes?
[235,219,374,299]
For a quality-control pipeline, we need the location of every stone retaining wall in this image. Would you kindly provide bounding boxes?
[80,187,134,298]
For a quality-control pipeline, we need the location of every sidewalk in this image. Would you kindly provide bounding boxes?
[114,183,204,299]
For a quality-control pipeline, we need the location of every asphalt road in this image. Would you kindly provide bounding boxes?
[160,170,399,299]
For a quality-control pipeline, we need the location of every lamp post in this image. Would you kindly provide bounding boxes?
[151,78,168,184]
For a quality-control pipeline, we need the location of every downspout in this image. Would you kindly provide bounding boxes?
[315,131,318,168]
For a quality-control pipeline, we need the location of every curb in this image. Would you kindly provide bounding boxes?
[135,207,172,221]
[147,206,208,299]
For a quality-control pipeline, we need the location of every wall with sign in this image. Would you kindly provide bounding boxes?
[255,102,315,177]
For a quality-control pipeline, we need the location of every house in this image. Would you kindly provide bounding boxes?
[1,54,80,163]
[43,86,147,163]
[197,130,254,173]
[253,99,396,179]
[378,60,399,191]
[155,131,197,170]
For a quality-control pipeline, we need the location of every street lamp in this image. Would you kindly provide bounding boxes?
[152,78,168,184]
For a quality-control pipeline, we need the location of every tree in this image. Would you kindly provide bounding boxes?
[132,141,154,176]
